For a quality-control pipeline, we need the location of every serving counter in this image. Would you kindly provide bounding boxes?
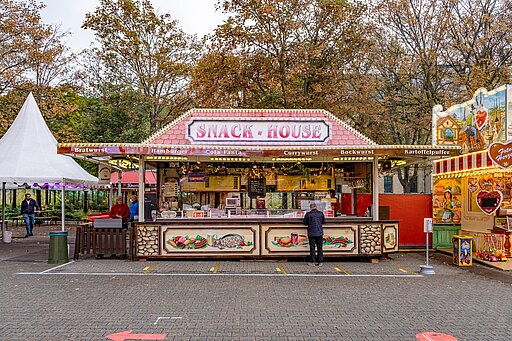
[135,218,399,259]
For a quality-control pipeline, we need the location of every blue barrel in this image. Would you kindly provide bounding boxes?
[48,231,69,264]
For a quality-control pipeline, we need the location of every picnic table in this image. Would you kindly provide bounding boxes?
[10,212,61,226]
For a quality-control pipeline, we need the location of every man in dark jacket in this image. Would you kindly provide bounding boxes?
[21,193,40,237]
[303,203,325,266]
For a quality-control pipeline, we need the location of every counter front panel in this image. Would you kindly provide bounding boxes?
[135,219,399,259]
[261,224,358,256]
[160,225,259,256]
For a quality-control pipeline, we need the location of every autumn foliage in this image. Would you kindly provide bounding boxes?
[1,0,512,191]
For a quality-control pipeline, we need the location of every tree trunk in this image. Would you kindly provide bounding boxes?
[83,191,89,214]
[11,189,16,209]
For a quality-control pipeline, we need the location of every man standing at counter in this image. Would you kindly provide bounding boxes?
[303,203,325,266]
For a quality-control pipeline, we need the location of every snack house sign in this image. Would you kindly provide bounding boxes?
[187,119,331,144]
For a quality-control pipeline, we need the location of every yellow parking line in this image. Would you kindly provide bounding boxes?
[143,262,160,274]
[277,263,287,275]
[209,266,215,272]
[397,265,416,275]
[213,261,221,274]
[334,265,349,275]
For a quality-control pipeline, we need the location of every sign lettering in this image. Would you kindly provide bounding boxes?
[489,141,512,169]
[187,119,330,144]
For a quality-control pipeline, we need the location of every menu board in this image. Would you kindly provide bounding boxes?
[277,175,333,192]
[180,175,241,192]
[248,177,266,198]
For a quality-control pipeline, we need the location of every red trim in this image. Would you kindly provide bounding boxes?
[468,155,472,169]
[450,158,455,171]
[476,153,482,168]
[486,154,493,167]
[110,171,157,184]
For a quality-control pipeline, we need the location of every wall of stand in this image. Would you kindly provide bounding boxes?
[134,218,399,259]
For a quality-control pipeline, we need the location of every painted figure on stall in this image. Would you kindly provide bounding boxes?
[442,190,455,223]
[21,193,40,237]
[461,108,485,151]
[460,240,471,264]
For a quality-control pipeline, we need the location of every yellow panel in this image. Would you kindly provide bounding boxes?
[276,175,333,192]
[180,175,241,192]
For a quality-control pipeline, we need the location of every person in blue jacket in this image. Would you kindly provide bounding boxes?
[303,203,325,266]
[129,195,139,222]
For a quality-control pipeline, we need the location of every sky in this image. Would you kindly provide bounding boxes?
[39,0,227,52]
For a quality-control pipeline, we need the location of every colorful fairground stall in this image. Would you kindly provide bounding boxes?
[59,109,459,259]
[432,85,512,263]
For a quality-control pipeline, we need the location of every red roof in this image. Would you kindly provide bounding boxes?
[145,109,374,146]
[110,171,156,184]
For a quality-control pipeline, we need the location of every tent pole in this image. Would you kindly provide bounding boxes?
[372,156,379,221]
[138,156,145,222]
[2,182,6,239]
[117,170,122,199]
[61,182,65,232]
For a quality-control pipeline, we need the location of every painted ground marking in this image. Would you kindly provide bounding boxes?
[17,272,423,278]
[416,332,457,340]
[39,260,74,274]
[277,262,287,275]
[143,262,160,274]
[154,316,183,325]
[106,330,166,340]
[397,264,417,275]
[334,265,349,275]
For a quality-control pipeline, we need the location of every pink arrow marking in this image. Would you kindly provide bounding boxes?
[106,330,167,341]
[416,332,457,341]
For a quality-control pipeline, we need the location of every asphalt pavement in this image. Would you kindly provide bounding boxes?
[1,236,512,341]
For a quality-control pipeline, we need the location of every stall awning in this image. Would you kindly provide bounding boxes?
[110,171,156,184]
[58,143,461,159]
[433,150,495,176]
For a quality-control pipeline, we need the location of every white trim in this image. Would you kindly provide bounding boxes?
[143,108,378,145]
[17,271,423,278]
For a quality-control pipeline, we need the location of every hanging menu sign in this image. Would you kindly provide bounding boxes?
[248,177,266,198]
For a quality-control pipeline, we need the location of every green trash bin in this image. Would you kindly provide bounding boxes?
[48,231,69,264]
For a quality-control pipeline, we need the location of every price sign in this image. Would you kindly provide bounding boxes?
[424,218,433,233]
[248,177,265,198]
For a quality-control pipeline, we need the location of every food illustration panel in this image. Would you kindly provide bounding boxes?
[382,224,398,253]
[162,225,258,255]
[261,224,357,255]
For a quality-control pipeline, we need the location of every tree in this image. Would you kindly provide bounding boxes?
[82,0,199,132]
[79,84,151,143]
[30,27,74,88]
[191,0,372,111]
[0,0,70,94]
[441,0,512,95]
[0,84,83,142]
[369,0,455,192]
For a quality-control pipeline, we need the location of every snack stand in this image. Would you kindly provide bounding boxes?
[59,109,459,259]
[432,85,512,261]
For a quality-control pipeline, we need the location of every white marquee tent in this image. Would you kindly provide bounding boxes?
[0,93,97,237]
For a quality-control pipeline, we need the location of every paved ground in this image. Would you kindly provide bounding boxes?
[1,235,512,341]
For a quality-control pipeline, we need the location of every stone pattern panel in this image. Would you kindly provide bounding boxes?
[360,224,382,254]
[137,225,160,256]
